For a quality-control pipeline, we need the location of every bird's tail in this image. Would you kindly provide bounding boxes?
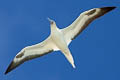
[61,49,76,68]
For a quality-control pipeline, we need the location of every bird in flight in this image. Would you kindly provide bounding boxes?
[5,6,116,74]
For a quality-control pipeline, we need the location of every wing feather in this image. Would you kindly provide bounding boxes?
[5,36,57,74]
[61,7,116,45]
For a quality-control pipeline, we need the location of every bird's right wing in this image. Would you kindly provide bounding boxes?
[61,7,116,45]
[5,36,58,74]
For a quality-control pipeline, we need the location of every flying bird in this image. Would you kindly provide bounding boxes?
[5,6,116,74]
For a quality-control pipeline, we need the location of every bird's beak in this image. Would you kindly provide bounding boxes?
[47,18,52,23]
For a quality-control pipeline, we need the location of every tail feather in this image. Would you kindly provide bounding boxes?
[61,49,76,68]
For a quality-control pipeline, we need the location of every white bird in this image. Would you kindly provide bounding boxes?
[5,6,116,74]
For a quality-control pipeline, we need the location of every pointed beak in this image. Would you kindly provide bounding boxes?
[47,18,52,22]
[47,18,54,24]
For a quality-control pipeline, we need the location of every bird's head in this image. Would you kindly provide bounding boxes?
[47,18,56,25]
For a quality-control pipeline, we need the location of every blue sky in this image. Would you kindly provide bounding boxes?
[0,0,120,80]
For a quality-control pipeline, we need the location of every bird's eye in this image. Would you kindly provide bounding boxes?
[51,21,54,24]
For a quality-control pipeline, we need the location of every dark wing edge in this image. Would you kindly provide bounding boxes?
[72,6,116,40]
[4,49,53,75]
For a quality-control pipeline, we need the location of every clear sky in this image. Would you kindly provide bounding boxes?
[0,0,119,80]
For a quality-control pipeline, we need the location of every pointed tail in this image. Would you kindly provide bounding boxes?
[61,49,76,68]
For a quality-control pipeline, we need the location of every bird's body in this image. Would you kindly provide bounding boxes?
[51,24,67,50]
[50,23,75,68]
[5,6,116,74]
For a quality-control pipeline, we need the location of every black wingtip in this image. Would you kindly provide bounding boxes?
[5,59,25,75]
[100,6,116,11]
[94,6,116,18]
[111,6,116,9]
[4,61,15,75]
[5,69,7,74]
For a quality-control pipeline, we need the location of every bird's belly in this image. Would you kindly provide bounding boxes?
[51,31,68,50]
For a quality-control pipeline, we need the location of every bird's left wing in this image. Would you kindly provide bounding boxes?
[5,36,58,74]
[61,7,116,45]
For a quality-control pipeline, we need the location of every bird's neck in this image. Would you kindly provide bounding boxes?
[51,24,59,34]
[51,24,58,30]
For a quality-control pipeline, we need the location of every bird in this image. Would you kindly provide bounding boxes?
[5,6,116,74]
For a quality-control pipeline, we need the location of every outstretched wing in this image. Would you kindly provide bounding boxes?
[61,7,116,45]
[5,36,58,74]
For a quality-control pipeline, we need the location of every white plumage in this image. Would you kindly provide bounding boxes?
[5,6,116,74]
